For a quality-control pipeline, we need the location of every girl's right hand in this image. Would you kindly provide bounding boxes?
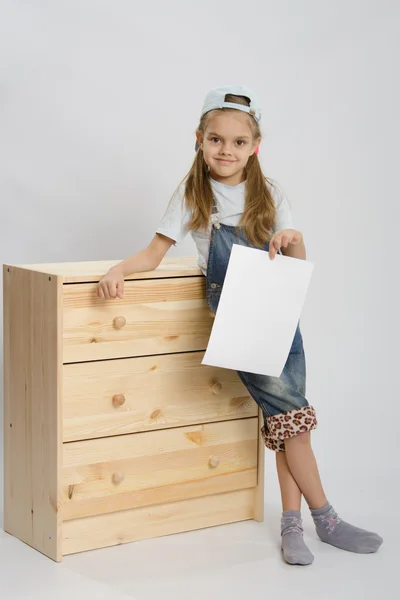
[97,267,125,300]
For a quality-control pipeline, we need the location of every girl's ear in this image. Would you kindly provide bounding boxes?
[195,130,204,149]
[251,137,262,155]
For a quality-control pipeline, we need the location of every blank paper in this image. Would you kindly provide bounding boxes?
[202,244,314,377]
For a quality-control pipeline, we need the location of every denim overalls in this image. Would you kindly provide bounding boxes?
[205,199,317,452]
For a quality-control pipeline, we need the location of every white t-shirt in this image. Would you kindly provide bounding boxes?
[156,177,294,275]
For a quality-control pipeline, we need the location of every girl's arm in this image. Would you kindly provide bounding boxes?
[97,233,175,299]
[112,233,175,277]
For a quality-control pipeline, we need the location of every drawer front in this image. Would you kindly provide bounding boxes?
[63,351,257,442]
[62,277,213,363]
[63,488,255,555]
[62,418,258,520]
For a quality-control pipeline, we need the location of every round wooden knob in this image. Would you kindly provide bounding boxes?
[112,472,125,485]
[113,316,126,329]
[211,382,222,395]
[208,456,220,469]
[112,394,126,408]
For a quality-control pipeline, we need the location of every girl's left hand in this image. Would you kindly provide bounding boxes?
[269,229,303,260]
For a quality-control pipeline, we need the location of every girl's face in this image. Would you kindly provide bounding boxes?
[196,111,260,186]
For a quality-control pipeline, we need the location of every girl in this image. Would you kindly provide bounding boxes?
[97,85,383,565]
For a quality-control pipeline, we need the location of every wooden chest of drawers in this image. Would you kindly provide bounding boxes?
[3,257,264,561]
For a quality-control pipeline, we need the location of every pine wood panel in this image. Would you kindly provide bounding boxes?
[62,277,213,362]
[3,266,63,561]
[63,488,255,554]
[10,256,202,283]
[62,418,258,520]
[63,351,256,442]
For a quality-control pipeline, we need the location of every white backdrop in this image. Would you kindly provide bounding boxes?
[1,0,399,517]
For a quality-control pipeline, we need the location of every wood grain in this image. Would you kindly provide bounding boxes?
[62,277,213,362]
[63,488,254,554]
[62,418,257,520]
[63,351,256,441]
[62,418,258,519]
[3,266,63,561]
[11,256,202,283]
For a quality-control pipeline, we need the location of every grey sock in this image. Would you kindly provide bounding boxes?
[281,510,314,565]
[311,503,383,554]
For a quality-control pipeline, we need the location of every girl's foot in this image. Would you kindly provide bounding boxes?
[281,510,314,565]
[310,503,383,553]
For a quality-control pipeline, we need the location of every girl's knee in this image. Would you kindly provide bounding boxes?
[285,430,311,447]
[262,405,317,453]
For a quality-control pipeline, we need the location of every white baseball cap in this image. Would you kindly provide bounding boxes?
[200,85,262,122]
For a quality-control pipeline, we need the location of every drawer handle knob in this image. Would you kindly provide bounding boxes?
[112,394,126,408]
[208,456,221,469]
[113,316,126,329]
[112,472,125,485]
[211,382,222,394]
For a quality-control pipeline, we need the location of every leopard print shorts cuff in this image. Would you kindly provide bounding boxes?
[261,405,318,453]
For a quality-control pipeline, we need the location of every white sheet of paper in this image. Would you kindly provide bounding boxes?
[202,244,314,377]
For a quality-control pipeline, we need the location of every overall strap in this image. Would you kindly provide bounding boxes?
[210,197,221,229]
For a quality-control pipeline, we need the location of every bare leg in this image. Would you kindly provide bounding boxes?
[284,431,328,509]
[276,450,314,565]
[276,451,302,511]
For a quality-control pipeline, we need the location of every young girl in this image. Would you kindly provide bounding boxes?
[97,85,383,565]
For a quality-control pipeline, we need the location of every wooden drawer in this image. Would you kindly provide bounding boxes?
[63,351,256,442]
[62,277,213,363]
[63,488,255,555]
[62,418,258,520]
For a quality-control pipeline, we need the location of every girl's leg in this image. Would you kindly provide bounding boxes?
[276,451,302,511]
[237,342,382,555]
[284,432,383,553]
[283,431,327,509]
[276,451,314,565]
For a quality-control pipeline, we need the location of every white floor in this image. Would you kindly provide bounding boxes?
[0,468,395,600]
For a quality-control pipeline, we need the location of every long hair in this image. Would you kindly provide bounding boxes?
[182,94,276,247]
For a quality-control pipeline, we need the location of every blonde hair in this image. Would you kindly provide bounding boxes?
[182,94,276,247]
